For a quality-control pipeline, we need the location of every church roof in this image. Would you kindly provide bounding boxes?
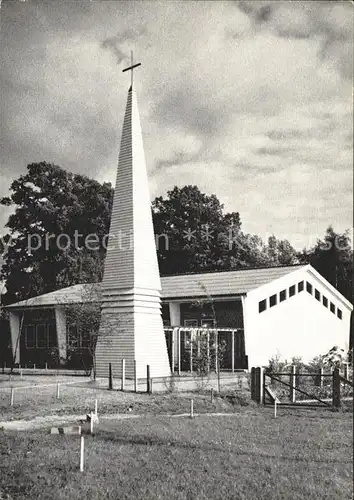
[7,265,311,308]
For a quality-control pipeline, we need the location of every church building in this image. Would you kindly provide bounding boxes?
[5,263,352,372]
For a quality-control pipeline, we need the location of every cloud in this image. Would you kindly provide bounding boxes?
[101,26,148,65]
[237,0,353,78]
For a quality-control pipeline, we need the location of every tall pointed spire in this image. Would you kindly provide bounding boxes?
[95,72,170,379]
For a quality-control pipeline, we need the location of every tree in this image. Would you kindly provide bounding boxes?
[264,235,299,266]
[298,226,353,302]
[0,162,113,303]
[62,283,102,377]
[152,185,240,275]
[152,185,298,275]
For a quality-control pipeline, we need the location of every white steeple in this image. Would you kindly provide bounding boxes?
[95,64,171,379]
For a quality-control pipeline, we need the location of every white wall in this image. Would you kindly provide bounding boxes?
[244,267,352,368]
[54,306,67,364]
[9,311,21,364]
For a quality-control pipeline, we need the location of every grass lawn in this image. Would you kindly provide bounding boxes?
[0,407,352,500]
[0,375,250,422]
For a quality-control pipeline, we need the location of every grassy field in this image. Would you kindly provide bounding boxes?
[0,406,352,500]
[0,375,352,499]
[0,374,251,422]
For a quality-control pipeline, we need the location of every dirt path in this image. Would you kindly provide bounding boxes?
[0,411,249,431]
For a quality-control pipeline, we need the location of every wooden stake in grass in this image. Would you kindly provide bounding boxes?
[95,399,98,417]
[210,388,214,403]
[146,365,151,394]
[121,359,125,392]
[190,399,194,418]
[90,412,94,434]
[80,435,85,472]
[134,360,138,393]
[56,383,60,399]
[108,363,113,390]
[10,388,14,406]
[274,400,277,419]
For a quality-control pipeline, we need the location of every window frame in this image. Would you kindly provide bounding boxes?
[269,294,277,308]
[314,289,320,301]
[36,323,48,349]
[259,299,267,313]
[298,281,304,293]
[25,324,36,349]
[279,289,287,302]
[289,285,296,297]
[306,281,313,295]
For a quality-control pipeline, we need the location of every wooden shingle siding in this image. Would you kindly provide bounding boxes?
[95,87,170,378]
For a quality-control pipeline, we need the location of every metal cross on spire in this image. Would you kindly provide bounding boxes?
[122,51,141,88]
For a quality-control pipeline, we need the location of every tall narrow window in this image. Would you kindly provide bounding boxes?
[279,290,287,302]
[259,299,267,313]
[25,325,36,349]
[315,289,320,301]
[289,285,296,297]
[269,294,277,308]
[47,324,57,348]
[298,281,304,292]
[337,309,342,320]
[36,324,47,348]
[306,282,313,294]
[330,302,335,314]
[323,296,328,308]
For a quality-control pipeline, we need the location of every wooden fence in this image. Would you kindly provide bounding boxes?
[251,365,353,408]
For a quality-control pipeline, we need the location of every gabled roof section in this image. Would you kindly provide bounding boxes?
[6,265,306,308]
[160,265,305,299]
[305,265,353,310]
[6,284,99,309]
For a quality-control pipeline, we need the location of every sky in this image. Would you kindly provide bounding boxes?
[0,0,353,252]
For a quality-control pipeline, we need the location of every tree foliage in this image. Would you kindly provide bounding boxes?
[298,226,353,302]
[152,185,298,275]
[1,165,351,309]
[0,162,113,303]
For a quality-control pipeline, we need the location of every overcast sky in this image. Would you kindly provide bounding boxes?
[0,0,353,250]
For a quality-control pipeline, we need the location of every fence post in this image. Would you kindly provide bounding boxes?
[250,367,256,401]
[121,359,125,391]
[190,335,193,373]
[290,365,296,403]
[332,368,340,408]
[10,388,14,406]
[177,328,181,375]
[171,329,175,373]
[108,363,113,390]
[207,331,210,373]
[56,383,60,399]
[134,360,138,393]
[231,330,235,373]
[80,435,85,472]
[146,365,151,394]
[254,367,264,404]
[343,364,349,380]
[215,330,218,372]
